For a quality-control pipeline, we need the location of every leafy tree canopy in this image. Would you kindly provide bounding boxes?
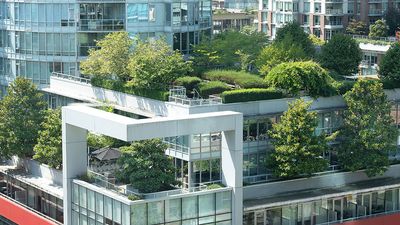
[80,32,133,81]
[319,34,362,76]
[256,35,308,76]
[379,43,400,82]
[346,19,369,35]
[369,19,389,38]
[275,22,315,57]
[192,29,268,71]
[265,61,335,97]
[33,109,62,169]
[338,80,398,177]
[127,38,192,90]
[384,7,400,36]
[268,99,329,178]
[116,139,177,193]
[0,78,46,158]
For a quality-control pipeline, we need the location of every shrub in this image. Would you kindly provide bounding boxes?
[221,88,284,103]
[266,61,335,98]
[203,70,267,88]
[174,76,202,91]
[128,194,142,201]
[381,79,400,89]
[199,81,231,97]
[336,80,356,95]
[91,77,169,101]
[207,183,225,190]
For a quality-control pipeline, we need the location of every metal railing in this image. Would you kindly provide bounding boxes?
[85,170,220,200]
[351,34,397,42]
[169,86,222,106]
[51,72,91,84]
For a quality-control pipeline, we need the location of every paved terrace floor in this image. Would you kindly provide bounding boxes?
[0,165,63,198]
[244,177,400,211]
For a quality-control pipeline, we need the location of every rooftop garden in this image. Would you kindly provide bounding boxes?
[78,23,400,105]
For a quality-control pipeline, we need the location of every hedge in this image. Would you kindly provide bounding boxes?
[221,88,284,103]
[174,76,202,91]
[203,70,268,88]
[199,81,231,97]
[91,76,169,101]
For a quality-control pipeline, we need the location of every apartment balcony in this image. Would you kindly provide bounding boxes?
[369,9,384,15]
[325,0,343,2]
[325,8,344,15]
[78,19,124,31]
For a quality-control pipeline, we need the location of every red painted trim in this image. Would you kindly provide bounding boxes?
[339,213,400,225]
[0,195,59,225]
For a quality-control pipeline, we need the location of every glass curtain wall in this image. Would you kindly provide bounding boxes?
[72,182,232,225]
[244,188,400,225]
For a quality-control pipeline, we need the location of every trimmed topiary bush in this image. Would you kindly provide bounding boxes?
[174,76,202,91]
[203,70,267,88]
[221,88,284,103]
[199,81,231,97]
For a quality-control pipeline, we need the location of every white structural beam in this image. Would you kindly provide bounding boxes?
[62,105,243,225]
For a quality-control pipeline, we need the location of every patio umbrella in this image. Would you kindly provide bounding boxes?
[91,147,121,161]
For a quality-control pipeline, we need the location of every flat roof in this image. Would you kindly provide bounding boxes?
[244,177,400,211]
[0,167,63,198]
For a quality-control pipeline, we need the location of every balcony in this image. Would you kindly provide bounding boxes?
[325,8,344,14]
[369,9,384,15]
[78,19,124,31]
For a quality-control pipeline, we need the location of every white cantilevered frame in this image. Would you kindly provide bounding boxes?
[62,105,243,225]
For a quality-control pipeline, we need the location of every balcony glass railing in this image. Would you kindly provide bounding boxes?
[78,19,124,31]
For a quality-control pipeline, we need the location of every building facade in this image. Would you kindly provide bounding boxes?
[6,74,395,225]
[0,0,212,88]
[258,0,400,40]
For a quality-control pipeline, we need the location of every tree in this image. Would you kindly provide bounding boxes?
[192,30,268,71]
[275,22,315,57]
[346,19,369,35]
[369,19,389,38]
[116,139,177,193]
[319,34,362,76]
[0,78,46,158]
[256,36,308,76]
[379,43,400,82]
[127,38,192,90]
[80,32,133,81]
[384,7,400,36]
[268,99,329,178]
[338,80,398,177]
[33,109,62,169]
[87,133,128,149]
[265,61,335,97]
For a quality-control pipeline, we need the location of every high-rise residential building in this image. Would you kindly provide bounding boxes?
[0,0,212,89]
[258,0,400,40]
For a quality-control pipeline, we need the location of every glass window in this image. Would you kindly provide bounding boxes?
[131,204,147,225]
[199,194,215,217]
[216,192,231,214]
[104,196,112,220]
[113,200,122,223]
[182,196,198,219]
[165,198,181,222]
[148,201,164,224]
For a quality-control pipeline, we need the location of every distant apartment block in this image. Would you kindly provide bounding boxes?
[258,0,400,40]
[213,11,256,34]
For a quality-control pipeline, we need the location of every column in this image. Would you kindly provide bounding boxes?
[62,111,88,225]
[221,114,243,225]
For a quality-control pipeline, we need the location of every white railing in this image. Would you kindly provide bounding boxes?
[169,86,222,106]
[51,72,91,84]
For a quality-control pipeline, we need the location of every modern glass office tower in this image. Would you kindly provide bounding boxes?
[0,0,212,88]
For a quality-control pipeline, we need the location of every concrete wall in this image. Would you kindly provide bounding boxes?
[46,77,190,117]
[243,164,400,200]
[9,157,63,186]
